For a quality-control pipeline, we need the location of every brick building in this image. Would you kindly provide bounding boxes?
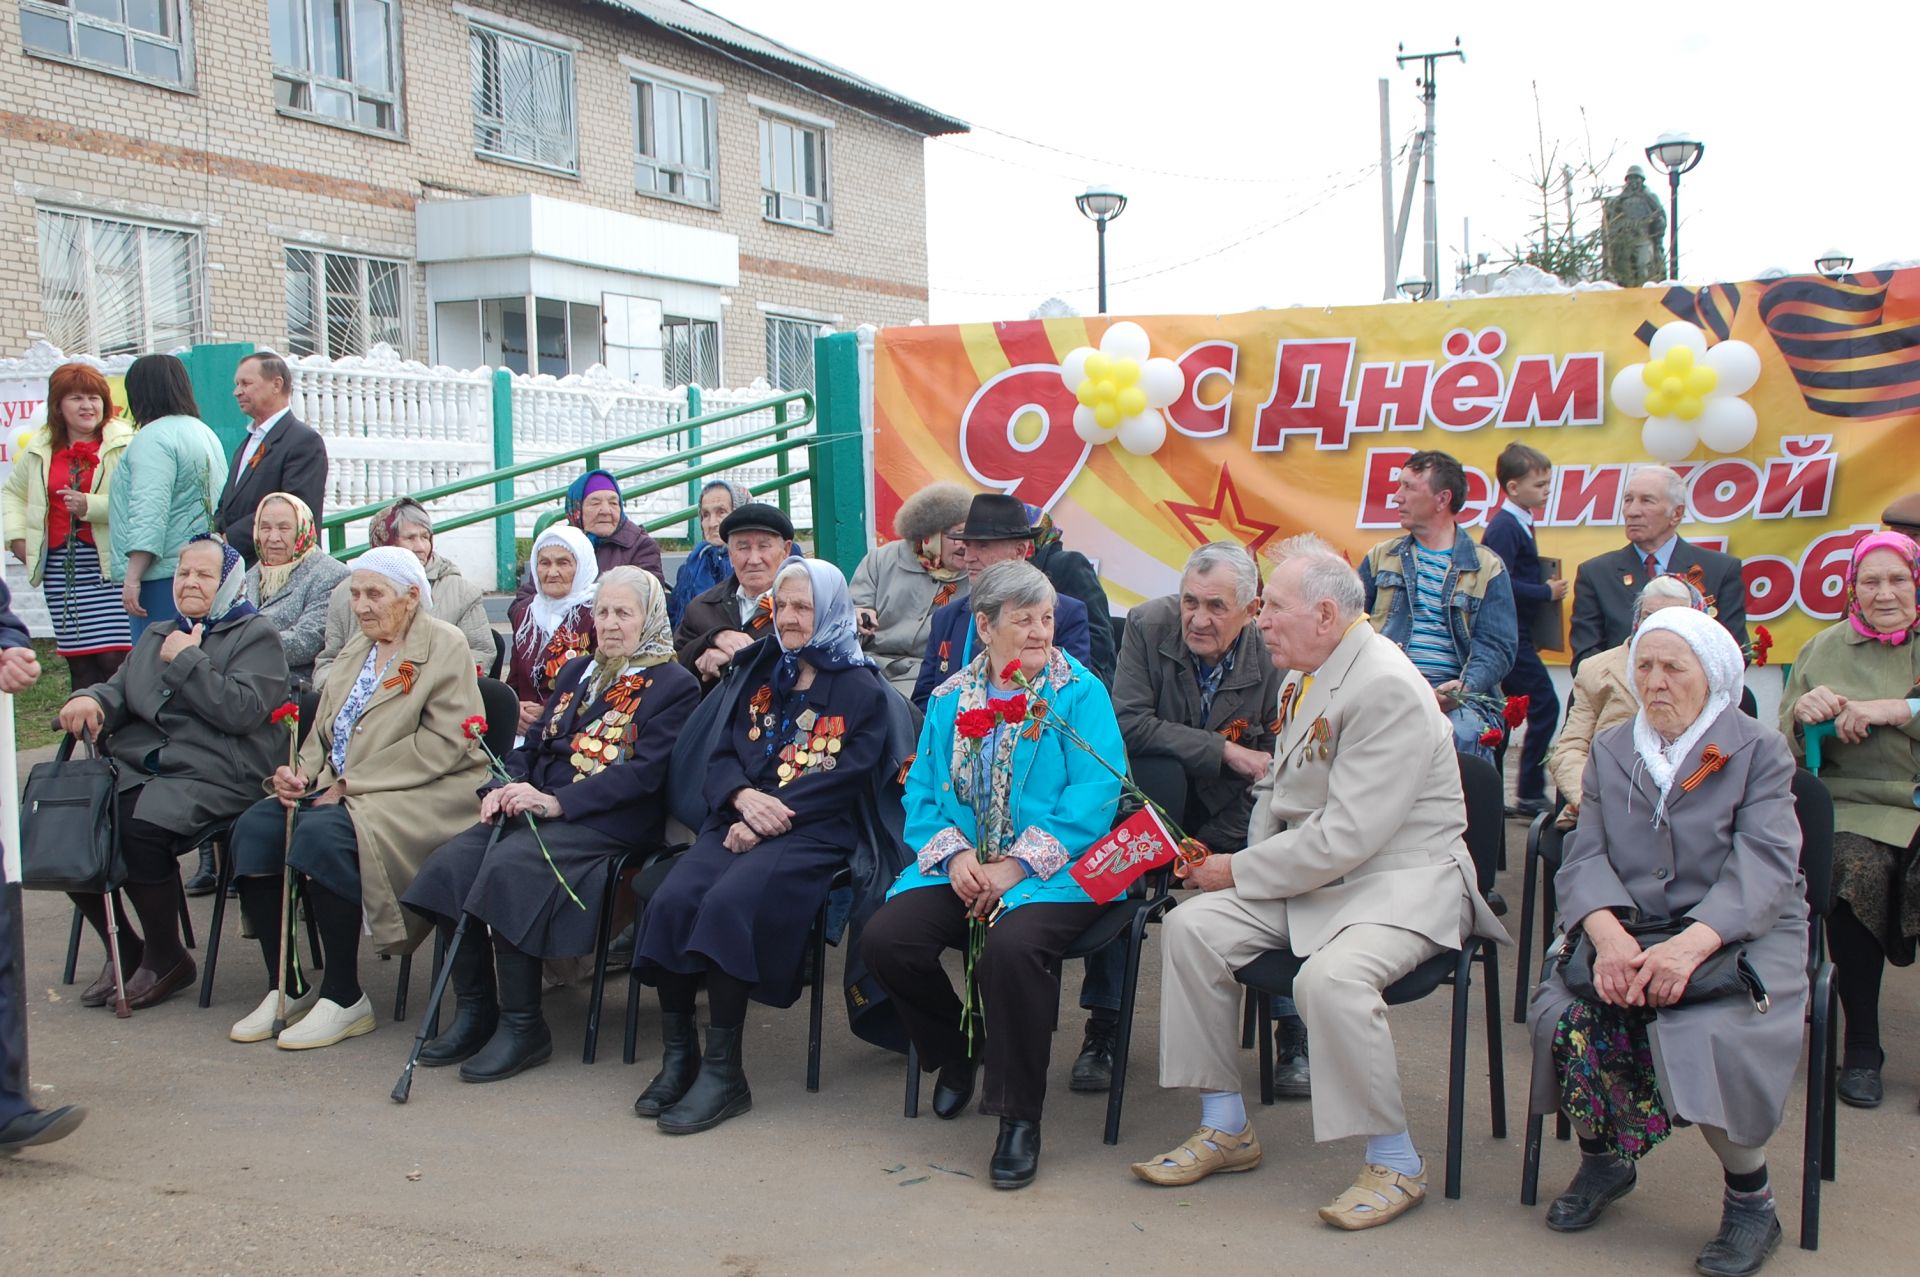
[1,0,964,389]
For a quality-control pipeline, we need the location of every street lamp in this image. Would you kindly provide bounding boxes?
[1814,249,1854,278]
[1644,131,1704,279]
[1075,185,1127,313]
[1398,276,1433,302]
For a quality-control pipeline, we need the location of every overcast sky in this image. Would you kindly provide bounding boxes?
[715,0,1917,323]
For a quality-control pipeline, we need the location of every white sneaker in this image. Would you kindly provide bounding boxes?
[276,994,376,1051]
[230,986,320,1043]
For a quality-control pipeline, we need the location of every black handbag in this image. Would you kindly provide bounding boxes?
[1559,916,1770,1014]
[20,735,121,893]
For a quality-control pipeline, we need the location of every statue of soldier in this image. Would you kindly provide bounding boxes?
[1603,165,1668,287]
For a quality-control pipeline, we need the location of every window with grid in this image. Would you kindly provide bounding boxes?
[469,23,575,173]
[765,316,819,392]
[269,0,400,134]
[758,115,830,229]
[20,0,190,85]
[633,78,716,206]
[36,208,204,356]
[284,247,408,359]
[662,316,719,387]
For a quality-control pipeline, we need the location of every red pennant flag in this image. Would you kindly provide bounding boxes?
[1072,806,1179,905]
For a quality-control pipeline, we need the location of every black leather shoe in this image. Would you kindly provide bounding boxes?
[183,844,218,897]
[1272,1015,1312,1099]
[932,1058,979,1120]
[1694,1195,1781,1277]
[989,1118,1040,1190]
[633,1013,700,1117]
[1069,1016,1118,1093]
[1485,888,1509,917]
[0,1105,86,1156]
[459,953,551,1083]
[658,1024,752,1134]
[1545,1154,1637,1232]
[419,934,497,1068]
[1837,1066,1883,1109]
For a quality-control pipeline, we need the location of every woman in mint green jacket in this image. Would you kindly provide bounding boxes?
[106,355,228,638]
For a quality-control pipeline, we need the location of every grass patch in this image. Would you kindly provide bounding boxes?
[14,640,75,752]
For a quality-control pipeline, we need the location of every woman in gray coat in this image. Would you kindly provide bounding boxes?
[1527,606,1806,1277]
[312,498,493,683]
[849,480,970,696]
[57,535,290,1010]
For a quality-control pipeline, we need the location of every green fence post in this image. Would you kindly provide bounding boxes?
[685,385,703,544]
[809,331,868,576]
[492,368,516,591]
[772,399,791,521]
[182,341,257,456]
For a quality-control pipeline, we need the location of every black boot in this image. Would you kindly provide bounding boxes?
[1273,1015,1311,1099]
[633,1013,700,1117]
[1069,1014,1118,1093]
[1694,1190,1781,1277]
[989,1118,1041,1190]
[459,951,551,1083]
[657,1024,752,1134]
[183,844,217,897]
[1545,1153,1637,1231]
[418,929,498,1068]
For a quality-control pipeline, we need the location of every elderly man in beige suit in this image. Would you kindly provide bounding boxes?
[1134,533,1506,1230]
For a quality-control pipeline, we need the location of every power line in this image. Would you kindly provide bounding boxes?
[963,123,1395,187]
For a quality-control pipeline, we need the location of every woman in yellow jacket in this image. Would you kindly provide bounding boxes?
[1,362,133,686]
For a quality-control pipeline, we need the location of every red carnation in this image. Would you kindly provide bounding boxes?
[956,708,998,740]
[461,714,489,740]
[269,701,299,726]
[991,693,1029,724]
[1503,695,1530,728]
[1479,727,1504,747]
[999,660,1024,683]
[1753,624,1773,667]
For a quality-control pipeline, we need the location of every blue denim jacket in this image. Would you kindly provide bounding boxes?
[1359,529,1518,696]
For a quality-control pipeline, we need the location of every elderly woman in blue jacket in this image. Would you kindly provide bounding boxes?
[863,558,1123,1191]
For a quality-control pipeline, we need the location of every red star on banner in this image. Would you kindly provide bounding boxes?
[1166,467,1282,557]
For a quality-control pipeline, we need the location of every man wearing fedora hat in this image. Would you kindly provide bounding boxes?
[674,502,795,686]
[1885,492,1920,540]
[908,494,1094,710]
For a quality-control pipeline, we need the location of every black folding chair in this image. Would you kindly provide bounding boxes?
[1234,751,1508,1200]
[1513,802,1567,1023]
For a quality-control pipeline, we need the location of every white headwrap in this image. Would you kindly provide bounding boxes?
[519,525,599,650]
[353,545,433,609]
[1627,607,1744,824]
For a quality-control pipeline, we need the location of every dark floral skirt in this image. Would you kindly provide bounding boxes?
[1552,997,1675,1161]
[1832,830,1920,966]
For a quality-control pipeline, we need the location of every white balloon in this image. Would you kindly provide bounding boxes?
[1648,320,1709,361]
[1140,357,1185,409]
[1060,346,1094,392]
[1115,409,1167,456]
[1099,321,1152,363]
[1695,396,1759,454]
[1610,364,1650,418]
[1073,403,1117,444]
[1640,415,1698,462]
[1702,340,1762,397]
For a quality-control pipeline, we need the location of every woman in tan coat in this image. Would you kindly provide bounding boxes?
[225,547,487,1051]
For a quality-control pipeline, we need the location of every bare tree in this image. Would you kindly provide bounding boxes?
[1498,84,1618,285]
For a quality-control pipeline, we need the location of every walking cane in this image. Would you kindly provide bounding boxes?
[102,888,131,1019]
[266,702,303,1038]
[391,817,504,1104]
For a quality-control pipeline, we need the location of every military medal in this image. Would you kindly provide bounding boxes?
[749,725,762,741]
[796,708,819,733]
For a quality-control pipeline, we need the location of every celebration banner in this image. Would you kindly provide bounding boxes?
[872,269,1920,662]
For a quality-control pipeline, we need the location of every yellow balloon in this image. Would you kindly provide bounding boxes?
[1093,401,1120,428]
[1675,394,1704,421]
[1094,377,1119,403]
[1645,389,1674,417]
[1117,386,1147,417]
[1666,346,1694,371]
[1686,366,1718,396]
[1640,361,1664,389]
[1085,352,1111,381]
[1113,358,1141,388]
[1662,376,1685,397]
[1074,380,1097,406]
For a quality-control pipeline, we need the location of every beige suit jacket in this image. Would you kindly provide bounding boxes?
[1236,622,1507,955]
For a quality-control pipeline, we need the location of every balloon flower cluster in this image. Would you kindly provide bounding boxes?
[1609,320,1763,462]
[1059,321,1186,456]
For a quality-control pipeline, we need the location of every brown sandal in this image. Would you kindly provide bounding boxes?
[1317,1162,1427,1230]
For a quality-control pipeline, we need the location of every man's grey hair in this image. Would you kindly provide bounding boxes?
[241,350,293,394]
[1632,464,1688,513]
[971,560,1055,627]
[1636,573,1698,620]
[1182,541,1259,607]
[1265,533,1365,619]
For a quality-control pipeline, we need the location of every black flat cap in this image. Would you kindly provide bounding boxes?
[719,502,794,541]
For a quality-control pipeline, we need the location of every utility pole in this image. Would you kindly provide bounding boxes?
[1379,78,1396,300]
[1396,38,1464,298]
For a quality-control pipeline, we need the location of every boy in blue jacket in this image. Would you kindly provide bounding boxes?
[1480,443,1565,818]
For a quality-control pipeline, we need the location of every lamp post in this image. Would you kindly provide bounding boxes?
[1397,276,1433,302]
[1814,249,1854,278]
[1644,131,1704,279]
[1075,185,1127,314]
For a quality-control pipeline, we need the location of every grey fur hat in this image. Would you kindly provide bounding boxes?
[892,481,974,543]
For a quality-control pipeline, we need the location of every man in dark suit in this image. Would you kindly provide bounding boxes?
[908,494,1091,710]
[215,351,328,564]
[1570,464,1749,668]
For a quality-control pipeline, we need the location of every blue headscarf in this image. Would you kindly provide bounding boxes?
[566,469,627,546]
[184,532,257,626]
[770,555,873,702]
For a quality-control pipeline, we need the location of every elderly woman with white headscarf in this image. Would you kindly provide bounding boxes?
[225,546,488,1052]
[630,556,892,1135]
[508,525,599,733]
[402,567,701,1085]
[1526,607,1806,1277]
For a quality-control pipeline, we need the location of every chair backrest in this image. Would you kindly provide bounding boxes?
[1130,752,1189,827]
[1792,766,1835,918]
[488,629,507,681]
[1455,751,1504,893]
[294,688,321,751]
[1739,685,1758,718]
[477,677,520,760]
[1110,613,1127,652]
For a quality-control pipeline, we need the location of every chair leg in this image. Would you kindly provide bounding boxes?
[304,892,323,970]
[1554,1110,1570,1141]
[1480,947,1507,1139]
[1822,976,1838,1181]
[1803,961,1837,1251]
[1515,842,1538,1024]
[582,852,629,1066]
[1256,995,1275,1106]
[1520,1110,1545,1205]
[62,902,83,985]
[1444,954,1471,1200]
[806,903,827,1093]
[622,970,642,1066]
[199,836,232,1009]
[177,874,196,951]
[904,1044,921,1118]
[1240,986,1256,1049]
[1103,905,1151,1146]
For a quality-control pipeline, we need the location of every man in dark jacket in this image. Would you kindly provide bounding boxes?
[216,351,329,564]
[673,502,792,688]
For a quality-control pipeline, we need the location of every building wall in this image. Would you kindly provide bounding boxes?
[0,0,934,382]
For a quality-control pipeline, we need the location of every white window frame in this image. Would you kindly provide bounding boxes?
[468,20,578,176]
[661,315,720,388]
[36,205,207,356]
[631,74,718,209]
[757,107,832,232]
[764,314,823,392]
[20,0,195,90]
[283,245,410,360]
[270,0,404,138]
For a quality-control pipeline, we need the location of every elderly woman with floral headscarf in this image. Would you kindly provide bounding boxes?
[404,567,701,1084]
[630,556,891,1134]
[1780,530,1920,1110]
[244,491,349,687]
[314,497,492,684]
[671,479,753,629]
[849,481,971,696]
[224,546,486,1051]
[507,525,599,733]
[57,534,289,1010]
[513,469,663,619]
[1527,607,1806,1276]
